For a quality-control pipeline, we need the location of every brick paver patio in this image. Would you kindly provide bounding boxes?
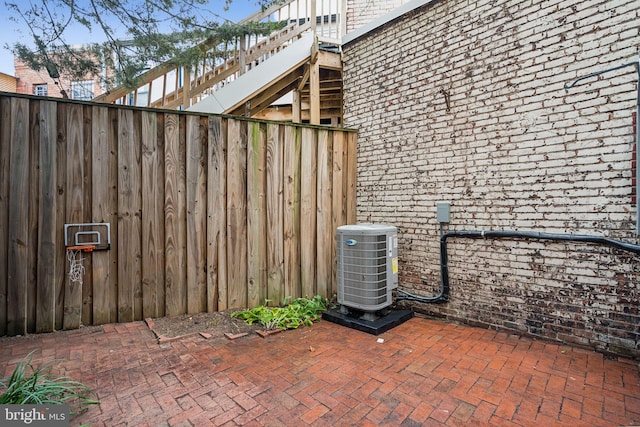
[1,315,639,426]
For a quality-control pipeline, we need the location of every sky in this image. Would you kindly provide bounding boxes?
[0,0,261,76]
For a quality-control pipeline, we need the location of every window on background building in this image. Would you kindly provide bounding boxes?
[71,80,94,100]
[33,84,48,96]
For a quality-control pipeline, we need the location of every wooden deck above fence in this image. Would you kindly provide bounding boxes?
[0,93,357,336]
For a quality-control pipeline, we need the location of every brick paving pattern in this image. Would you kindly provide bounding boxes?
[1,316,639,426]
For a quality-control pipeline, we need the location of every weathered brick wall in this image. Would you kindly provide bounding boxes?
[346,0,407,31]
[343,0,640,357]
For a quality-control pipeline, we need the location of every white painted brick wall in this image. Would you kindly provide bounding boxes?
[346,0,409,31]
[343,0,640,356]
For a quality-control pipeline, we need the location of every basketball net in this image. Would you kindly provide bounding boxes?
[66,248,87,286]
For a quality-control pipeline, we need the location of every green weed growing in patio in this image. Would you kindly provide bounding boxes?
[230,295,327,330]
[0,351,99,416]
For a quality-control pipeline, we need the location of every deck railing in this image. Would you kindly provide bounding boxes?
[93,0,345,111]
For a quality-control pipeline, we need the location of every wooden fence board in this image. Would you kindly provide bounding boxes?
[63,103,86,330]
[227,119,248,309]
[7,97,29,336]
[36,101,58,332]
[0,94,357,335]
[117,109,142,322]
[247,122,267,307]
[141,111,165,318]
[346,131,357,224]
[331,131,347,297]
[132,113,144,320]
[316,129,332,298]
[81,105,94,326]
[91,106,116,324]
[267,123,284,303]
[208,117,226,312]
[300,127,317,297]
[0,98,10,335]
[27,101,39,333]
[283,126,301,300]
[155,114,166,317]
[107,108,119,322]
[164,113,186,316]
[54,104,67,330]
[186,115,207,314]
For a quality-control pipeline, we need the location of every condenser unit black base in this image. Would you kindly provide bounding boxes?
[322,308,414,335]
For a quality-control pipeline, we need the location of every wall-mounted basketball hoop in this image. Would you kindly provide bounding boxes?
[64,222,111,251]
[64,223,110,286]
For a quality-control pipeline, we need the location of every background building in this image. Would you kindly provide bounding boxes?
[0,72,17,92]
[14,56,106,100]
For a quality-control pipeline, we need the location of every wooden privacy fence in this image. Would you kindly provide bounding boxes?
[0,93,357,336]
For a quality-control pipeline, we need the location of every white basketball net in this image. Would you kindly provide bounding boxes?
[67,249,86,286]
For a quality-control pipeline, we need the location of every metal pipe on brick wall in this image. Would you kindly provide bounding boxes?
[397,230,640,304]
[636,53,640,236]
[439,230,640,302]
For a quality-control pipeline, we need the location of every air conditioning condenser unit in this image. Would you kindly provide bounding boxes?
[336,224,398,314]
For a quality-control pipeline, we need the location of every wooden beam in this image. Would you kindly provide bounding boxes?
[310,57,320,125]
[310,38,319,66]
[311,0,317,34]
[228,69,303,117]
[254,106,343,122]
[298,64,310,91]
[182,67,191,109]
[317,51,342,70]
[292,89,301,123]
[239,34,247,76]
[244,80,300,116]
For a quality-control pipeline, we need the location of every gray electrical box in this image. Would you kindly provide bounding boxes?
[437,202,450,223]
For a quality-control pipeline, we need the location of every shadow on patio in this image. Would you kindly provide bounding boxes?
[1,316,639,426]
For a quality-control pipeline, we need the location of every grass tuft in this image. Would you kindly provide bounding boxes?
[0,351,98,416]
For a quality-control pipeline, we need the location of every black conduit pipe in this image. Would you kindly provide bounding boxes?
[396,230,640,304]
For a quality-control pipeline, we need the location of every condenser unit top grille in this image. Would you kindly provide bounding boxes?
[338,224,396,232]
